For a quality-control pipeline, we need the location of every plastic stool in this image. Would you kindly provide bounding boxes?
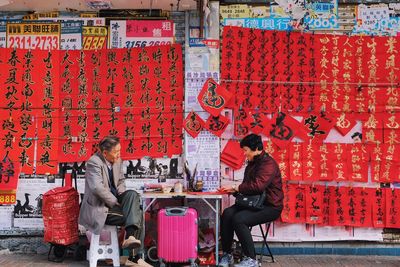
[87,225,120,267]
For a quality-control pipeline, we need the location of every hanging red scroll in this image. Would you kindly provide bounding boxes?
[288,142,303,181]
[383,113,400,145]
[385,188,400,228]
[329,186,350,226]
[318,143,332,181]
[268,144,289,181]
[302,141,320,182]
[362,113,383,144]
[380,144,399,183]
[347,144,369,183]
[346,187,373,228]
[233,108,250,138]
[35,50,60,174]
[372,188,386,228]
[305,185,324,224]
[328,143,348,182]
[321,186,331,226]
[281,183,306,224]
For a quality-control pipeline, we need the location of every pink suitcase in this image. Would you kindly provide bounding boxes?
[157,207,198,266]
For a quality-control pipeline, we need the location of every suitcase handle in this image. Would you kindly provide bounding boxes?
[165,207,188,216]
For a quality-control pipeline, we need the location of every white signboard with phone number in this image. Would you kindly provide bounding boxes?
[6,22,61,50]
[110,20,174,48]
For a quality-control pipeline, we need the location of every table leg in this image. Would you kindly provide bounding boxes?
[216,198,220,265]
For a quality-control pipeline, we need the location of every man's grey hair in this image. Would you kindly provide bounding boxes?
[99,136,120,152]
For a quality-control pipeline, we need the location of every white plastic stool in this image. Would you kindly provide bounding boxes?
[87,225,120,267]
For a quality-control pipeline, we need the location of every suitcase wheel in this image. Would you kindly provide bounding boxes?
[53,245,66,258]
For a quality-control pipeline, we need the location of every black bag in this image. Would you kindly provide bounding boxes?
[234,191,266,210]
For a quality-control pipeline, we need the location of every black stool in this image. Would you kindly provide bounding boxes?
[249,222,274,263]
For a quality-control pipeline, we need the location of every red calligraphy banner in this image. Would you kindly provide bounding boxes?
[318,143,332,181]
[0,49,23,172]
[385,188,400,228]
[56,45,184,162]
[347,144,369,183]
[35,50,60,174]
[380,144,399,183]
[321,186,331,226]
[305,185,324,224]
[328,143,348,182]
[302,142,320,182]
[234,108,251,138]
[329,186,350,226]
[369,143,383,183]
[383,113,400,145]
[372,188,386,228]
[281,183,306,224]
[288,142,303,181]
[362,113,384,144]
[346,187,373,228]
[221,27,400,120]
[268,145,289,181]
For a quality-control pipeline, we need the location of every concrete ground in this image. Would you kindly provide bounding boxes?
[0,253,399,267]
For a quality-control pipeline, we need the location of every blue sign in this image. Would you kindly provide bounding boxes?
[224,18,292,31]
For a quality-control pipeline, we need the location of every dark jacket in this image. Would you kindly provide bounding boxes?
[238,151,283,210]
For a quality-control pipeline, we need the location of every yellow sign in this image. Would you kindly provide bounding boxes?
[0,192,16,205]
[23,11,60,20]
[80,12,98,18]
[7,22,61,49]
[220,4,251,19]
[82,26,108,50]
[7,23,60,35]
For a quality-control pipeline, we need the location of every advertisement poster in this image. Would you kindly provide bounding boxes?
[304,0,339,30]
[0,20,6,48]
[109,20,174,48]
[6,22,61,49]
[123,157,183,181]
[0,206,13,230]
[60,21,83,50]
[42,17,106,26]
[82,26,108,50]
[185,71,220,192]
[353,4,400,35]
[13,178,62,229]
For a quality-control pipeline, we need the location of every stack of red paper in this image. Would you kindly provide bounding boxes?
[221,140,245,170]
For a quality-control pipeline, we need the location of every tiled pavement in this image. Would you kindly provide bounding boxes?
[0,253,399,267]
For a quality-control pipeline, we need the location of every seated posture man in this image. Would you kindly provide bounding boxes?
[79,135,150,267]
